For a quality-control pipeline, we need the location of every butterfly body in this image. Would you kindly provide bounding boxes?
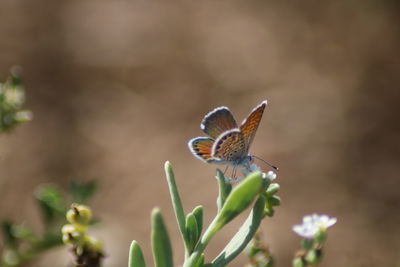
[189,100,267,168]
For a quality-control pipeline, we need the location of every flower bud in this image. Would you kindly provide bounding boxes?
[305,249,320,264]
[266,183,280,196]
[83,236,104,254]
[61,224,85,245]
[263,171,277,181]
[292,257,305,267]
[66,204,92,226]
[269,196,281,206]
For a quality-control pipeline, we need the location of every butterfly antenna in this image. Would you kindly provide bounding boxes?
[252,155,279,171]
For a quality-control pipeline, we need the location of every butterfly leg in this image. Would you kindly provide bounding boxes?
[232,166,237,179]
[223,165,229,176]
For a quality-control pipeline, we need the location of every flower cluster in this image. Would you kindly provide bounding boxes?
[292,214,337,267]
[62,204,104,267]
[0,68,32,132]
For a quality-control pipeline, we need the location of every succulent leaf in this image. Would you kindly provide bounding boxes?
[212,196,265,266]
[151,208,173,267]
[129,240,146,267]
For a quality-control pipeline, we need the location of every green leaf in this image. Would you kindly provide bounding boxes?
[185,213,199,253]
[262,192,280,218]
[192,206,203,238]
[10,66,23,87]
[183,172,266,267]
[34,185,65,225]
[216,169,232,211]
[2,221,17,247]
[215,171,265,229]
[69,180,98,204]
[263,198,274,218]
[269,196,281,206]
[164,162,189,250]
[212,196,266,266]
[129,240,146,267]
[34,232,63,251]
[151,208,173,267]
[12,223,36,242]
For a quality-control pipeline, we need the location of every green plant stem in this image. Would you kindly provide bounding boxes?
[183,218,221,267]
[212,196,266,266]
[183,172,266,267]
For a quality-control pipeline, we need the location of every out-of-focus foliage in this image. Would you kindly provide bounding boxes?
[70,181,98,204]
[0,67,32,133]
[245,232,274,267]
[0,181,98,267]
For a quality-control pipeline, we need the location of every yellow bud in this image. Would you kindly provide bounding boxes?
[83,236,104,254]
[61,224,85,245]
[66,204,92,226]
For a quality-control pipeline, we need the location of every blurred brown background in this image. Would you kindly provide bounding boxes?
[1,0,400,266]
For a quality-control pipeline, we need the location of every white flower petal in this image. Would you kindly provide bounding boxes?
[293,214,337,239]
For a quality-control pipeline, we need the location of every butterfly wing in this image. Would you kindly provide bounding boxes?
[188,137,214,162]
[212,129,247,164]
[201,107,238,139]
[240,100,267,149]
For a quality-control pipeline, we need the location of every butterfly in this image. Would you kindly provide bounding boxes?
[188,100,273,172]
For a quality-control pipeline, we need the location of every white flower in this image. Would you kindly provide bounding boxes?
[292,214,337,239]
[263,171,277,181]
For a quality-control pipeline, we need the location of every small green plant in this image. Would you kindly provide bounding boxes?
[128,162,281,267]
[0,181,97,267]
[0,67,32,133]
[128,162,337,267]
[62,204,104,267]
